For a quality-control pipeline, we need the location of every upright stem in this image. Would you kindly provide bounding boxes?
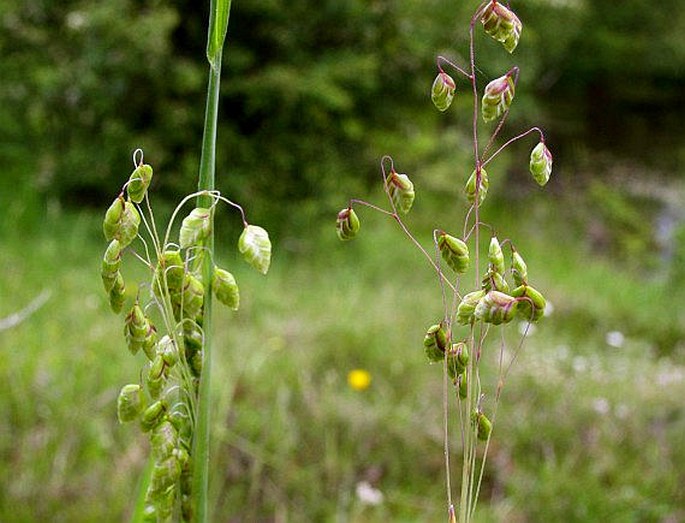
[192,44,223,523]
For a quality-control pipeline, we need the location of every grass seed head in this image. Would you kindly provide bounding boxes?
[431,71,456,112]
[465,168,489,205]
[213,267,240,311]
[117,384,145,423]
[127,163,153,203]
[438,231,470,274]
[336,207,361,241]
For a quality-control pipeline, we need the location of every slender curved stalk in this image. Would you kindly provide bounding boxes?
[192,1,232,521]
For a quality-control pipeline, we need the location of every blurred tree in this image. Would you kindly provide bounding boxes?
[1,0,683,230]
[522,0,685,168]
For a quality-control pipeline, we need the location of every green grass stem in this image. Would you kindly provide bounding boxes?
[192,1,232,521]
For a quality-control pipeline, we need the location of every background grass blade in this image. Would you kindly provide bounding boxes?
[193,0,232,520]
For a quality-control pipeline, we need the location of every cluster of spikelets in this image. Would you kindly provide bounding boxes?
[335,1,553,452]
[101,153,271,521]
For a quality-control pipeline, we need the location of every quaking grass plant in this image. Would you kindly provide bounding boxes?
[100,1,272,521]
[336,2,553,521]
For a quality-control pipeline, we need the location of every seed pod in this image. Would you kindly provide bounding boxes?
[431,71,456,112]
[471,409,493,441]
[457,290,486,325]
[109,272,126,313]
[124,302,153,356]
[146,354,166,399]
[151,420,178,460]
[159,250,185,291]
[101,239,122,293]
[385,171,415,214]
[142,325,158,361]
[474,290,517,325]
[157,335,179,367]
[511,284,546,322]
[117,384,144,423]
[465,168,489,205]
[239,224,272,275]
[458,373,468,400]
[213,267,240,311]
[529,141,553,186]
[115,201,141,248]
[511,250,528,286]
[446,342,469,379]
[148,455,181,499]
[483,270,510,293]
[183,322,204,355]
[181,273,204,318]
[456,342,469,369]
[423,323,449,362]
[438,232,470,274]
[179,207,212,249]
[336,207,361,241]
[103,195,125,241]
[481,1,523,53]
[140,400,166,432]
[488,237,505,275]
[127,163,153,203]
[482,73,515,123]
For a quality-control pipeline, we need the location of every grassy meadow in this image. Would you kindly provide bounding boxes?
[1,174,684,522]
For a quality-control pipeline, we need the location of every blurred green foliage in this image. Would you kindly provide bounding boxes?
[2,0,683,230]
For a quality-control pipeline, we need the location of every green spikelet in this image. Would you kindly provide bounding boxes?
[437,232,470,274]
[481,1,523,53]
[511,250,528,286]
[336,207,361,241]
[117,384,145,423]
[103,195,125,241]
[511,284,546,322]
[109,272,126,313]
[239,225,272,275]
[140,400,167,432]
[213,267,240,311]
[101,239,122,293]
[457,290,486,325]
[148,454,182,500]
[445,342,469,379]
[103,195,141,248]
[483,270,510,293]
[157,335,178,367]
[423,323,449,362]
[150,420,178,461]
[115,202,140,249]
[146,353,167,399]
[179,207,212,249]
[458,373,468,399]
[124,302,156,356]
[181,273,205,319]
[431,71,456,112]
[474,290,517,325]
[465,168,489,205]
[385,171,415,214]
[488,236,505,274]
[482,73,515,122]
[127,163,153,203]
[529,141,553,186]
[471,409,493,441]
[153,250,185,300]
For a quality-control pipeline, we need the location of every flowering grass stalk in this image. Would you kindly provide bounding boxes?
[336,2,555,521]
[101,1,273,521]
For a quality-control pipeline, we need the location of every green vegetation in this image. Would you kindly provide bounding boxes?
[1,189,684,520]
[1,0,684,521]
